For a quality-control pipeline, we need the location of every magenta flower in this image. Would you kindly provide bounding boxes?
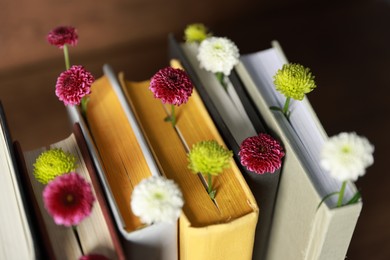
[43,172,95,227]
[239,133,285,174]
[79,254,110,260]
[149,67,193,106]
[47,26,78,49]
[55,65,94,106]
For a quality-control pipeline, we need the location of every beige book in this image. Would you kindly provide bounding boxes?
[235,42,362,260]
[18,123,125,260]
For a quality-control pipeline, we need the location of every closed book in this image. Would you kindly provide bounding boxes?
[116,60,259,260]
[168,34,280,260]
[82,72,178,260]
[236,42,362,260]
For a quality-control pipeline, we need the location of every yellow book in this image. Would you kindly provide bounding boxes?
[117,60,259,260]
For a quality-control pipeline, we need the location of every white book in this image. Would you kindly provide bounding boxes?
[236,42,362,260]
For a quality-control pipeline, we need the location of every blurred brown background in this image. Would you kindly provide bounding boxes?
[0,0,388,259]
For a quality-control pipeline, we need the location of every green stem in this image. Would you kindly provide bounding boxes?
[171,104,176,127]
[72,226,84,255]
[337,181,347,207]
[215,72,227,91]
[63,44,70,70]
[207,173,213,195]
[282,97,291,116]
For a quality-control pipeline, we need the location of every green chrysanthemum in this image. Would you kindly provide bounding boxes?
[184,23,211,43]
[188,140,232,176]
[273,63,316,101]
[33,148,77,184]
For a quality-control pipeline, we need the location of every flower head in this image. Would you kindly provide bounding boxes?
[149,67,193,106]
[239,133,285,175]
[43,173,95,227]
[273,63,316,101]
[55,65,94,106]
[184,23,211,43]
[197,36,239,76]
[47,26,78,49]
[131,176,184,225]
[33,148,77,184]
[188,140,233,176]
[320,132,374,182]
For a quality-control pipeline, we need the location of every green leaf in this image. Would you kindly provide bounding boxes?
[209,190,216,200]
[317,191,339,211]
[164,116,172,122]
[346,191,361,205]
[270,106,283,113]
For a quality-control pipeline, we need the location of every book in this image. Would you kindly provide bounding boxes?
[16,122,125,260]
[168,34,281,260]
[235,41,362,260]
[0,101,42,260]
[83,70,178,260]
[117,64,259,260]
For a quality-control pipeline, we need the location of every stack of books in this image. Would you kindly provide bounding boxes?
[0,32,363,260]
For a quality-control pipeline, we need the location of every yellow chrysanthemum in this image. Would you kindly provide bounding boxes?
[33,148,77,184]
[184,23,211,43]
[188,140,232,176]
[273,63,316,101]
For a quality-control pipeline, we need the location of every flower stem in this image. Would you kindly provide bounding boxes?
[215,72,227,91]
[337,181,347,207]
[207,173,213,195]
[72,226,84,255]
[171,104,176,127]
[282,97,291,116]
[63,45,70,70]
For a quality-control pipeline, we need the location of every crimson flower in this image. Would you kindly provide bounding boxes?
[149,67,193,106]
[43,172,95,227]
[239,133,285,174]
[47,26,78,49]
[55,65,94,106]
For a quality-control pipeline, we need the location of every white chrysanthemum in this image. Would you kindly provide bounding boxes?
[320,132,374,182]
[197,36,239,76]
[130,176,184,225]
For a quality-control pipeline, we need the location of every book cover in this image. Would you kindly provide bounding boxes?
[236,43,362,260]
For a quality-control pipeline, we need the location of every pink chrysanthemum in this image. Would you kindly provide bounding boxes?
[43,172,95,227]
[47,26,78,49]
[79,254,110,260]
[239,133,285,174]
[55,65,94,106]
[149,67,193,106]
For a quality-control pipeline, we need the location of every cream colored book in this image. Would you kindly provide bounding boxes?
[19,123,125,260]
[236,42,362,260]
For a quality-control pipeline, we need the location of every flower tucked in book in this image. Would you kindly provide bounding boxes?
[149,66,194,127]
[319,132,374,208]
[131,176,184,225]
[184,23,212,43]
[47,25,94,116]
[272,63,316,117]
[188,140,233,200]
[43,172,95,227]
[239,133,285,175]
[33,148,77,184]
[196,36,240,90]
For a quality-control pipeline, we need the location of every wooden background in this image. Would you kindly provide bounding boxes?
[0,0,388,259]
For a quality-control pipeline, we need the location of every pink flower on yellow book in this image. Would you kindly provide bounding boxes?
[239,133,284,175]
[47,26,78,49]
[55,65,94,106]
[149,66,194,127]
[43,172,95,227]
